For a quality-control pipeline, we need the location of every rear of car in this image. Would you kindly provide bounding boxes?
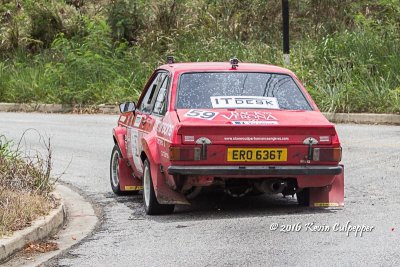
[165,65,344,207]
[111,61,344,215]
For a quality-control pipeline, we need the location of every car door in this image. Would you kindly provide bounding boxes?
[151,72,171,168]
[128,71,168,177]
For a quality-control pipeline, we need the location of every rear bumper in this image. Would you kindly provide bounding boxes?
[168,165,343,176]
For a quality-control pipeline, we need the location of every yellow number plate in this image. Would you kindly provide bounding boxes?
[227,148,287,162]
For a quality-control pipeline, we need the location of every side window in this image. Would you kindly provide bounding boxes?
[137,72,168,113]
[153,76,169,115]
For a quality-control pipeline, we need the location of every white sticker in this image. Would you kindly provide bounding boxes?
[157,138,166,147]
[133,115,142,127]
[221,111,278,122]
[160,151,169,159]
[224,136,289,141]
[231,121,278,125]
[184,136,195,142]
[211,96,280,109]
[157,122,174,137]
[320,136,330,142]
[184,109,219,120]
[131,128,143,172]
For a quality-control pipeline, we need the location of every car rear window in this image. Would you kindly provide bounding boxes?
[176,72,312,110]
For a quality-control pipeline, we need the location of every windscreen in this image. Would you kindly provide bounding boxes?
[176,72,312,110]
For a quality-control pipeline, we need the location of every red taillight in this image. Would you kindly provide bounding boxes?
[169,146,201,161]
[313,147,342,162]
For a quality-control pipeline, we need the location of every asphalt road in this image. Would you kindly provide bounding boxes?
[0,112,399,267]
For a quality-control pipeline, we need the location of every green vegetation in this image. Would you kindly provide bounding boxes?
[0,134,54,236]
[0,0,399,113]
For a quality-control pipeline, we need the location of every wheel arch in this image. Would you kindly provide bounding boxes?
[112,127,128,159]
[140,136,189,205]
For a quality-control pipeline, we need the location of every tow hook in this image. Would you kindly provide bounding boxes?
[303,137,318,161]
[195,137,211,160]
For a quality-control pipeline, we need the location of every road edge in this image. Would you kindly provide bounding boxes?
[2,183,100,267]
[0,191,66,263]
[1,103,400,125]
[322,112,400,125]
[0,103,117,114]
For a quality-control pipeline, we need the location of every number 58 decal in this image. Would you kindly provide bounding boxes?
[184,109,219,120]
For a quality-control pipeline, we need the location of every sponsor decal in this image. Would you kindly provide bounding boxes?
[314,202,340,207]
[131,130,138,154]
[224,136,290,142]
[184,135,195,142]
[211,96,280,109]
[157,138,166,147]
[125,186,144,191]
[319,136,330,142]
[231,121,278,125]
[131,129,143,172]
[160,151,169,159]
[213,135,317,144]
[157,122,174,137]
[184,109,219,120]
[221,111,278,122]
[133,115,142,127]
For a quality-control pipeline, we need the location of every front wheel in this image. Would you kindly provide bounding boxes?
[143,159,174,215]
[110,145,124,195]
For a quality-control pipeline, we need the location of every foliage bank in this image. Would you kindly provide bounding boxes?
[0,0,399,113]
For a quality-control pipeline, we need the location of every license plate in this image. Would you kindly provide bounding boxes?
[227,148,287,162]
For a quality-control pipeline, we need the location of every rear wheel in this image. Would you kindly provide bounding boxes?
[296,188,310,206]
[143,159,174,215]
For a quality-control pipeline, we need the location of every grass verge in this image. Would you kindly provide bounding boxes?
[0,134,56,237]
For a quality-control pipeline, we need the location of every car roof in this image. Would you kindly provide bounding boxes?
[158,62,296,76]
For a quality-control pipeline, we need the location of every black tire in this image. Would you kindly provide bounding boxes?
[143,159,174,215]
[110,145,139,196]
[296,188,310,206]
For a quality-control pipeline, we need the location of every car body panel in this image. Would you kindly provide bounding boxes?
[112,113,143,191]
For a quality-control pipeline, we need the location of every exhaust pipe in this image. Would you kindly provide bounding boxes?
[255,180,287,194]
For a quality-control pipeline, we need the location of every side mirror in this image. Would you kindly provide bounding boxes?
[119,102,136,113]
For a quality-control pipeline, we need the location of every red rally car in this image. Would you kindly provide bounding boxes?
[110,58,344,215]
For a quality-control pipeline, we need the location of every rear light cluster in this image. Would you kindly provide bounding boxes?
[170,146,201,161]
[313,147,342,162]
